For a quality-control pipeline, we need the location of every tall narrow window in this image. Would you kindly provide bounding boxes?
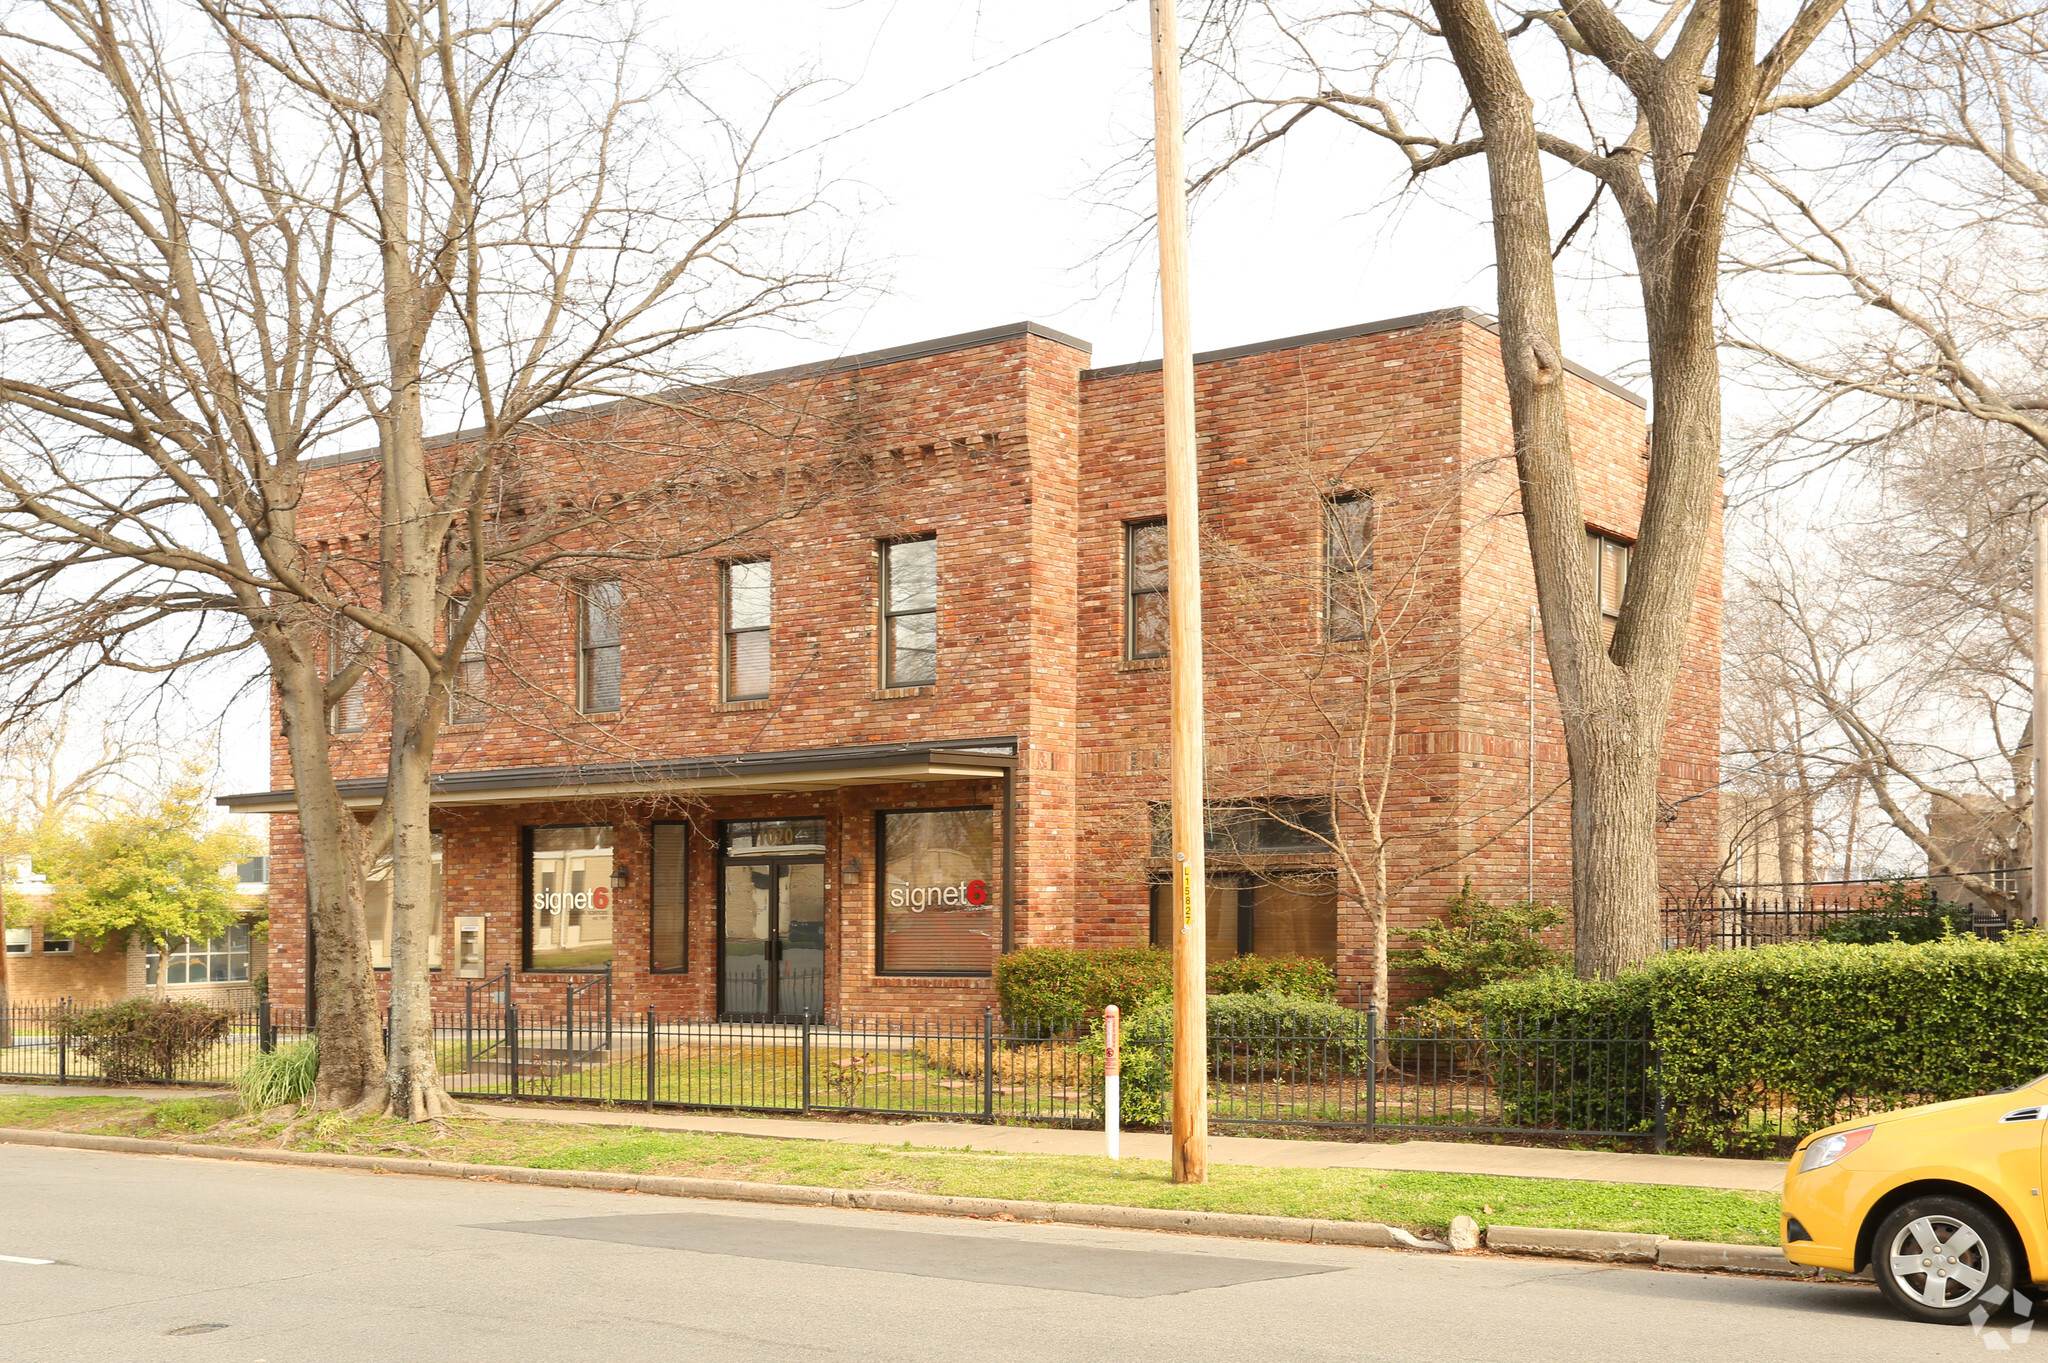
[1125,519,1168,660]
[579,580,623,713]
[448,599,487,724]
[650,821,689,973]
[1324,494,1372,642]
[1586,531,1630,619]
[724,561,771,701]
[881,537,938,687]
[328,618,367,734]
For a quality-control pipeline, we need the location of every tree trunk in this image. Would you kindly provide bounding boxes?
[1429,0,1737,978]
[372,0,455,1121]
[1569,733,1663,978]
[272,638,384,1110]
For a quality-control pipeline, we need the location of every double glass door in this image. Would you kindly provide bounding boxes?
[721,859,825,1020]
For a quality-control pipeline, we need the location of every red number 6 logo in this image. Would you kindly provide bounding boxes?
[966,880,988,906]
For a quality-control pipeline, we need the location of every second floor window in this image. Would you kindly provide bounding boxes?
[1586,530,1630,619]
[328,618,367,734]
[724,560,771,700]
[1126,519,1168,660]
[448,599,487,724]
[1324,494,1372,642]
[882,537,937,687]
[579,581,623,713]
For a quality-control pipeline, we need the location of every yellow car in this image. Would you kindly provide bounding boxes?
[1782,1077,2048,1324]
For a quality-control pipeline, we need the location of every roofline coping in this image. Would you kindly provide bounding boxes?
[1079,307,1646,409]
[302,323,1093,472]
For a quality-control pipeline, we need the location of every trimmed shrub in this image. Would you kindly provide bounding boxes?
[994,945,1170,1029]
[996,946,1336,1029]
[1396,879,1568,995]
[238,1039,318,1110]
[55,997,233,1084]
[1449,970,1657,1134]
[1648,935,2048,1152]
[1090,991,1371,1128]
[1206,954,1336,999]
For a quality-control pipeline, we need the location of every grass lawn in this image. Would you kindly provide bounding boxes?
[0,1093,1782,1245]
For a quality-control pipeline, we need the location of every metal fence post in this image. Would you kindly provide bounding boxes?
[799,1012,812,1114]
[1364,1008,1376,1139]
[982,1008,995,1124]
[259,997,274,1055]
[506,1004,520,1100]
[56,1004,67,1087]
[645,1007,656,1112]
[1652,1046,1669,1154]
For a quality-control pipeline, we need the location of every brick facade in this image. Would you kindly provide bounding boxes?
[244,310,1721,1022]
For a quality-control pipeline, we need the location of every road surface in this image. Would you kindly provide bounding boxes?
[0,1145,1993,1361]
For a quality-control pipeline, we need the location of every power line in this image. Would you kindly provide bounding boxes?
[751,2,1133,177]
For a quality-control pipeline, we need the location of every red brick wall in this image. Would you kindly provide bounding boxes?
[259,313,1722,1020]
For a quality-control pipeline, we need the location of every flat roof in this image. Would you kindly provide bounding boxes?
[302,308,1640,471]
[218,736,1018,814]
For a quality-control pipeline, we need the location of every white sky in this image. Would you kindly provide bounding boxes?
[679,0,1634,379]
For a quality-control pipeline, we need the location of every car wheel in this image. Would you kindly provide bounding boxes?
[1872,1195,2015,1325]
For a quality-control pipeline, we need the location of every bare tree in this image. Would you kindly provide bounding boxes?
[0,0,859,1116]
[1730,0,2048,474]
[1725,425,2042,915]
[1162,0,1929,975]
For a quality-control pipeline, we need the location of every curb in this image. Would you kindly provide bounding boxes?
[0,1127,1786,1272]
[1485,1224,1816,1277]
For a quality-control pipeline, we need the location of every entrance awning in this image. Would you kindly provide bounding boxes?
[217,736,1017,814]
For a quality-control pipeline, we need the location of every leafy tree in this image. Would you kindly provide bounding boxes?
[31,779,258,958]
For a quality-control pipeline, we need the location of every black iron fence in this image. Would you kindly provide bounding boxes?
[423,1006,1671,1143]
[11,1000,1888,1147]
[1659,888,2007,951]
[0,1001,310,1087]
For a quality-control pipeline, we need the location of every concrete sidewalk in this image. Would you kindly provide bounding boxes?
[464,1102,1786,1192]
[0,1081,1785,1192]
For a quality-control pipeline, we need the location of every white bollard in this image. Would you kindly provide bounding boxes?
[1104,1003,1121,1160]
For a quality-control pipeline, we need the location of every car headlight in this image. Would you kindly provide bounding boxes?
[1799,1126,1875,1173]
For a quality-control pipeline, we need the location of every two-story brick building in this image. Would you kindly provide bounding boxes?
[224,308,1721,1023]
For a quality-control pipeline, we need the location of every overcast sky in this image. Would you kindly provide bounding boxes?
[677,0,1639,382]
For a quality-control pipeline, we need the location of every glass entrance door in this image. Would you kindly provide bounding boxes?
[777,863,825,1020]
[719,820,828,1020]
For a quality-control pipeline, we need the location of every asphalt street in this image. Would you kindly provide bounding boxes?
[0,1145,1999,1362]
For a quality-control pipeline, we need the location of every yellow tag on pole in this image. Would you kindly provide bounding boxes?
[1180,858,1194,930]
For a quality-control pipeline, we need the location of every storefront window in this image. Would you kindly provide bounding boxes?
[1151,874,1337,966]
[878,808,994,975]
[365,832,443,969]
[526,825,616,970]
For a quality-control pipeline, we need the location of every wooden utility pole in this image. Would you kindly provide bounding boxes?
[2034,515,2048,928]
[1149,0,1208,1185]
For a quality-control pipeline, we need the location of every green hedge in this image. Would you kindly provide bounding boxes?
[994,946,1333,1029]
[1449,971,1657,1135]
[1088,991,1369,1128]
[1649,935,2048,1152]
[1455,936,2048,1152]
[994,946,1172,1029]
